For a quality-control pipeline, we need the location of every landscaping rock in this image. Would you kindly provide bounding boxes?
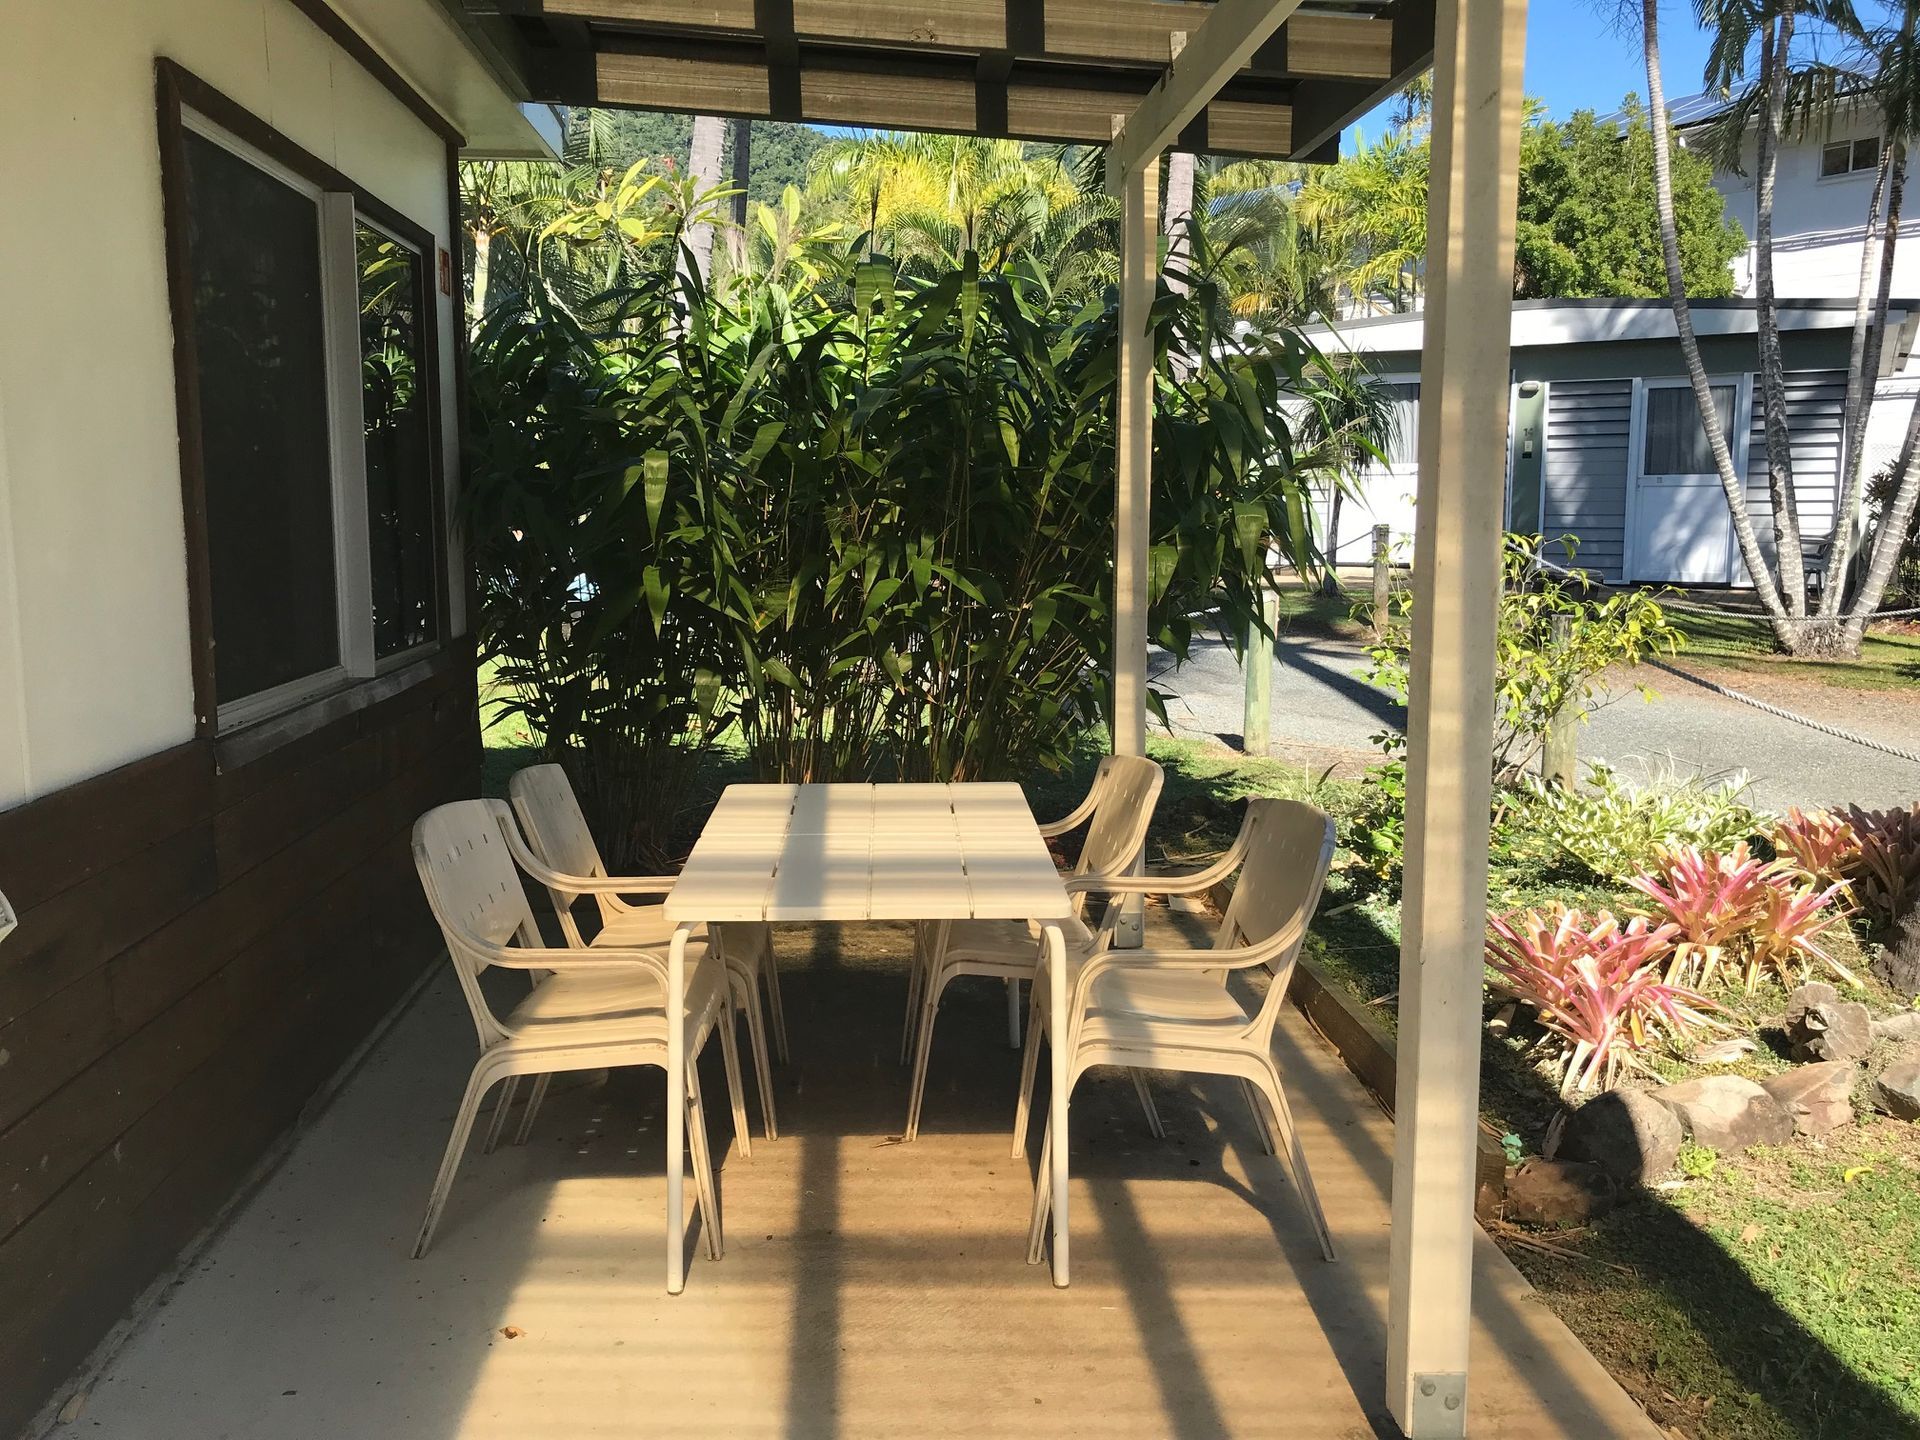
[1871,911,1920,998]
[1786,997,1875,1064]
[1504,1159,1616,1227]
[1651,1076,1796,1151]
[1783,981,1840,1029]
[1758,1062,1856,1137]
[1869,1056,1920,1122]
[1872,1011,1920,1045]
[1559,1088,1684,1183]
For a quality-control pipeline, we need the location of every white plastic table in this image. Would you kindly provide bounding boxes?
[661,781,1074,1292]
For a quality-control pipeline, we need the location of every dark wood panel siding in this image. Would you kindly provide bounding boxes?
[1541,377,1633,580]
[0,662,479,1435]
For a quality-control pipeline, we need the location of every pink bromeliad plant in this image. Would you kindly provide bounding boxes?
[1769,807,1861,888]
[1485,907,1716,1095]
[1748,879,1857,991]
[1626,842,1776,988]
[1630,841,1859,991]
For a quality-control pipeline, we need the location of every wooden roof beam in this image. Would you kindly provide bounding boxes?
[536,0,1393,82]
[1106,0,1307,187]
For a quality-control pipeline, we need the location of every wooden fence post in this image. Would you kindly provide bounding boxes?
[1372,524,1392,640]
[1243,585,1278,755]
[1541,615,1577,787]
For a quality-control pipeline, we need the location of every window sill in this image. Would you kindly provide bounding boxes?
[214,644,458,772]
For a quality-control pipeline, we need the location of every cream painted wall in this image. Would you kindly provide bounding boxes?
[0,0,464,807]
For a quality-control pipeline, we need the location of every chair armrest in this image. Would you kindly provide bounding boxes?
[472,944,668,978]
[1063,837,1250,899]
[497,821,677,898]
[1037,786,1103,838]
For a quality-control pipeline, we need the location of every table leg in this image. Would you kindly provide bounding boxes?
[1046,922,1069,1287]
[667,922,690,1295]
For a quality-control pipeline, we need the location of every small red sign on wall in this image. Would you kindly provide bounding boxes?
[438,247,453,297]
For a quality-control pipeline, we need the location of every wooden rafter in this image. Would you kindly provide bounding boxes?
[467,0,1432,161]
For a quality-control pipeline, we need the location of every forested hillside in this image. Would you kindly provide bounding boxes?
[591,110,830,203]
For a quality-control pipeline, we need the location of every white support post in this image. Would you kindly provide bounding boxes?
[1384,0,1527,1431]
[1111,149,1159,949]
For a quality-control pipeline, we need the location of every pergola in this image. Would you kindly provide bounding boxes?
[437,3,1527,1434]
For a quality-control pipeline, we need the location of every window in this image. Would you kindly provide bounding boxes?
[1642,383,1735,475]
[1383,382,1420,468]
[162,69,445,733]
[357,223,440,658]
[1821,135,1881,178]
[182,130,344,707]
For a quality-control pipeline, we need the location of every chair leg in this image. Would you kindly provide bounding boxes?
[899,940,927,1064]
[1240,1077,1276,1156]
[1129,1069,1165,1139]
[1025,1126,1053,1266]
[738,968,780,1141]
[715,992,752,1161]
[686,1060,723,1262]
[1006,978,1023,1049]
[904,966,949,1141]
[760,934,790,1064]
[512,1073,552,1147]
[481,1075,521,1155]
[413,1060,499,1259]
[1011,983,1045,1159]
[1256,1059,1336,1262]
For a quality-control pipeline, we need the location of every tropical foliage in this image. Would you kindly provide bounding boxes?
[467,187,1385,862]
[1514,103,1746,299]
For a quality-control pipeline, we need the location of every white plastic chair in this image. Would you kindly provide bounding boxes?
[901,755,1164,1140]
[508,763,784,1145]
[410,799,747,1262]
[1015,798,1339,1264]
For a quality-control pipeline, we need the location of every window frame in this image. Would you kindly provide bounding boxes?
[1819,134,1882,181]
[157,61,449,742]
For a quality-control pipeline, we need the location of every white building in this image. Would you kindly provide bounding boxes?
[1673,88,1919,477]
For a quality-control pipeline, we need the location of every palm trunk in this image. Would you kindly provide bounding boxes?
[727,119,752,272]
[470,222,491,338]
[1845,390,1920,648]
[1753,11,1808,619]
[1829,140,1909,619]
[1164,151,1195,295]
[1642,0,1794,635]
[682,114,727,286]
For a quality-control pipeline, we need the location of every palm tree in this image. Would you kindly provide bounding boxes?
[682,115,728,284]
[1638,0,1797,637]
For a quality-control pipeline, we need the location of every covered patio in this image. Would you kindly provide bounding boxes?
[70,920,1655,1439]
[2,0,1636,1434]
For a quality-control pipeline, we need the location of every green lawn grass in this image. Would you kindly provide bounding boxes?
[1665,602,1920,694]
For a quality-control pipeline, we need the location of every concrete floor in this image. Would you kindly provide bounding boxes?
[60,922,1658,1440]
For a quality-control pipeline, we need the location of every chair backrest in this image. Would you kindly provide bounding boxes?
[1216,798,1337,1038]
[1074,753,1164,881]
[508,763,611,940]
[413,798,543,1046]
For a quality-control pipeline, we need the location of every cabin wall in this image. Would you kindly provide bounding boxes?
[0,1,479,1430]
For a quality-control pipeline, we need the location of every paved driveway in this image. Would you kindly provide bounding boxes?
[1153,631,1920,814]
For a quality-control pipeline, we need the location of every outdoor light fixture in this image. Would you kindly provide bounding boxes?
[0,887,14,948]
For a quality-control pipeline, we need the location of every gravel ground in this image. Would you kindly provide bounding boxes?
[1152,631,1920,813]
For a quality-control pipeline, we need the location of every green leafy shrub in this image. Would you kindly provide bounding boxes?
[1677,1141,1718,1181]
[1367,535,1683,782]
[469,228,1384,858]
[1503,761,1762,883]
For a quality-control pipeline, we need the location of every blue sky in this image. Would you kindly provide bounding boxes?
[1346,0,1717,146]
